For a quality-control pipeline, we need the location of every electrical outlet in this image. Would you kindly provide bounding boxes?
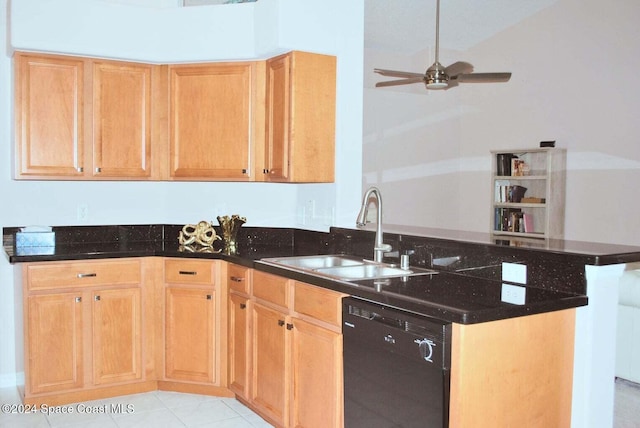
[502,262,527,284]
[501,283,526,305]
[77,204,88,222]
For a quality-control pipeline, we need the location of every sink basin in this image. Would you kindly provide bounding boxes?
[260,255,437,282]
[317,264,418,280]
[263,255,365,269]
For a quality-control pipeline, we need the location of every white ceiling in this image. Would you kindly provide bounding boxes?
[365,0,558,54]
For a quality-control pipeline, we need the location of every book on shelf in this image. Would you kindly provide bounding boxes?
[520,197,545,204]
[496,153,516,176]
[522,213,534,233]
[494,182,528,203]
[511,159,528,176]
[494,208,537,235]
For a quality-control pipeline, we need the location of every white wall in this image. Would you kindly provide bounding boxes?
[364,0,640,246]
[0,0,364,386]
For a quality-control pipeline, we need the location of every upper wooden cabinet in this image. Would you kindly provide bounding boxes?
[15,53,85,178]
[14,52,161,180]
[14,50,336,183]
[168,62,259,181]
[92,61,155,178]
[264,51,336,183]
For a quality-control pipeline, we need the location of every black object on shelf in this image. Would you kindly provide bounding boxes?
[496,153,516,176]
[540,141,555,147]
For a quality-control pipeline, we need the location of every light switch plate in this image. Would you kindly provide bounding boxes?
[502,262,527,284]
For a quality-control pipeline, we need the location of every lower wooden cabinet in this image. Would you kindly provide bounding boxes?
[246,270,346,428]
[290,318,343,428]
[228,292,251,398]
[92,287,142,385]
[165,287,215,383]
[251,302,291,426]
[163,258,221,387]
[19,258,148,403]
[26,293,84,394]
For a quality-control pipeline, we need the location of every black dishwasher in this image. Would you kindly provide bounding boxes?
[343,297,451,428]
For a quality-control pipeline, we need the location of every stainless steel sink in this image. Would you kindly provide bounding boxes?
[260,255,437,282]
[317,264,420,280]
[262,255,365,269]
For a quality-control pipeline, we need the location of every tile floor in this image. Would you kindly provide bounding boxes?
[0,388,274,428]
[614,378,640,428]
[1,379,638,427]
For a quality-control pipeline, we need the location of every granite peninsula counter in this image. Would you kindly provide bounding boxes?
[2,223,619,324]
[4,224,640,427]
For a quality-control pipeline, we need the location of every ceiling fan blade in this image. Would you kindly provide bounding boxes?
[457,72,512,83]
[374,68,425,79]
[444,78,460,90]
[375,77,425,87]
[445,61,474,77]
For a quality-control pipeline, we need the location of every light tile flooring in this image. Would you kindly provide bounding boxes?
[614,378,640,428]
[1,379,638,427]
[0,388,274,428]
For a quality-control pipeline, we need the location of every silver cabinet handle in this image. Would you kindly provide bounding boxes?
[95,167,102,173]
[179,271,197,276]
[230,276,244,282]
[206,294,212,300]
[240,303,246,309]
[77,273,97,278]
[77,167,84,173]
[94,295,101,301]
[75,297,82,303]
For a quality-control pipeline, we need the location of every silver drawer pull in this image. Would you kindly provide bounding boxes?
[77,273,97,278]
[230,276,244,282]
[179,271,197,276]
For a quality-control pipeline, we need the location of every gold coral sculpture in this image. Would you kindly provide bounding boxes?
[178,221,221,252]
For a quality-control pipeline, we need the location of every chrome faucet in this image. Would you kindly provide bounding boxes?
[356,187,392,262]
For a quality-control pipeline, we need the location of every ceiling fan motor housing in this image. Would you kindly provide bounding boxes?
[426,61,449,89]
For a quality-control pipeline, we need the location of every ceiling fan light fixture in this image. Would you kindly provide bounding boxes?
[425,62,449,89]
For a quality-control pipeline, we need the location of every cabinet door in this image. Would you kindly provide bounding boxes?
[264,51,336,183]
[165,287,216,383]
[92,287,142,385]
[228,293,250,399]
[15,53,85,177]
[265,54,290,181]
[291,319,343,428]
[169,63,253,180]
[27,293,83,394]
[251,302,290,426]
[92,61,152,178]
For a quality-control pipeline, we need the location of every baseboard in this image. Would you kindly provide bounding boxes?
[0,373,17,388]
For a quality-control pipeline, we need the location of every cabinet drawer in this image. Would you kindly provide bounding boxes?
[228,263,251,295]
[164,259,214,285]
[252,270,289,308]
[293,281,345,327]
[27,259,141,291]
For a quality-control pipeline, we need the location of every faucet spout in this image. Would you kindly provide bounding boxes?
[356,187,392,262]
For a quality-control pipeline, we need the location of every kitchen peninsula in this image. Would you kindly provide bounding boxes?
[4,224,639,428]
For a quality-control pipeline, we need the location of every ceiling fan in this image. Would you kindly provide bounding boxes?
[374,0,512,90]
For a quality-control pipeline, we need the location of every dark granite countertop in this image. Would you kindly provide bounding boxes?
[7,223,635,324]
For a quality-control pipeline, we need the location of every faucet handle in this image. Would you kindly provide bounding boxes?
[400,254,410,270]
[376,243,393,252]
